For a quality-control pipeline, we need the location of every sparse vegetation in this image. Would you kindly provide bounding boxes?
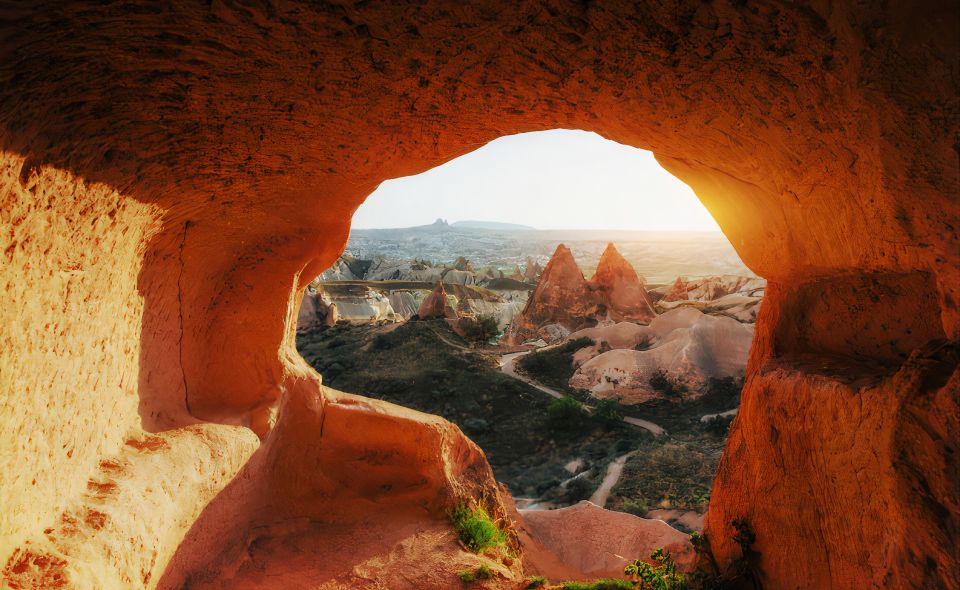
[524,575,549,588]
[517,337,595,393]
[372,328,407,350]
[557,579,633,590]
[609,433,723,513]
[457,563,493,584]
[449,501,507,554]
[648,368,688,400]
[299,321,640,499]
[634,336,652,351]
[624,548,685,589]
[298,321,729,524]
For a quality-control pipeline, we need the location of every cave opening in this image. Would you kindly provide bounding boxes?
[295,129,763,537]
[1,2,955,588]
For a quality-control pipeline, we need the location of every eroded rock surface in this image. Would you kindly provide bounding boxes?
[506,243,656,344]
[589,243,657,323]
[570,308,755,404]
[1,2,956,588]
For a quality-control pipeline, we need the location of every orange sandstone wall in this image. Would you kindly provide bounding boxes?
[0,153,162,556]
[0,1,956,588]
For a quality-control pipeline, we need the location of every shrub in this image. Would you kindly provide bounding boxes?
[559,579,633,590]
[373,330,405,350]
[458,564,493,584]
[705,376,742,401]
[518,337,595,392]
[565,475,594,503]
[463,314,500,344]
[524,575,549,588]
[648,369,688,399]
[547,396,586,429]
[634,336,653,351]
[449,502,507,554]
[624,548,685,589]
[592,398,623,427]
[700,414,734,436]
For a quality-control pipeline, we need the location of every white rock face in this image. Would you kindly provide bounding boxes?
[454,297,525,330]
[569,321,650,350]
[651,275,765,324]
[387,291,420,318]
[318,258,358,281]
[440,269,476,285]
[364,258,445,282]
[326,287,398,322]
[569,308,753,404]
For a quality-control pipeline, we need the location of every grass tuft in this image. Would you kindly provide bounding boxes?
[450,501,507,554]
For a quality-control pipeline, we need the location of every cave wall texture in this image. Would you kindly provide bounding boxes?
[0,1,957,588]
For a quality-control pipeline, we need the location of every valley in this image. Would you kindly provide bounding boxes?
[297,227,756,537]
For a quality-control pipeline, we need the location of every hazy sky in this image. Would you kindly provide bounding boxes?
[352,129,721,231]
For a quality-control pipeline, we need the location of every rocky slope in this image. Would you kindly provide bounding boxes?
[570,308,755,404]
[298,281,528,330]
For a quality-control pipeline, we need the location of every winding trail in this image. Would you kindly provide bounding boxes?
[499,351,666,437]
[588,451,634,508]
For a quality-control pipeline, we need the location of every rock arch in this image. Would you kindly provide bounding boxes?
[0,1,956,588]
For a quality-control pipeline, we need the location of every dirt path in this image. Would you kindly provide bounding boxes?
[499,351,666,437]
[588,451,633,508]
[499,351,565,400]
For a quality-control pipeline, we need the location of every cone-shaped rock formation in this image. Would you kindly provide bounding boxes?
[506,245,599,343]
[417,282,457,319]
[589,243,656,322]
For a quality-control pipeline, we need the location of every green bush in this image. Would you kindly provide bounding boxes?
[547,396,586,429]
[624,548,685,589]
[592,398,623,427]
[457,564,493,584]
[463,314,500,343]
[559,579,633,590]
[524,575,549,588]
[450,502,507,554]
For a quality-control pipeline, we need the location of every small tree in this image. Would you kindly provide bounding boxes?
[592,399,623,428]
[463,315,500,344]
[624,548,685,589]
[547,396,586,430]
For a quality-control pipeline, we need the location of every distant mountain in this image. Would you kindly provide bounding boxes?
[451,220,536,230]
